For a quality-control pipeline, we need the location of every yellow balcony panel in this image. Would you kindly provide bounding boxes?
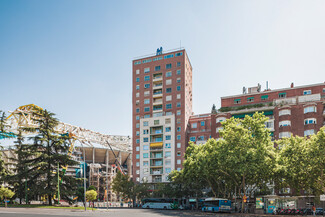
[150,142,163,148]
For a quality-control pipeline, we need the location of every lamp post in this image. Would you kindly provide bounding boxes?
[82,144,87,211]
[57,162,60,205]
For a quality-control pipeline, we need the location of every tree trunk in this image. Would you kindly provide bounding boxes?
[241,174,246,213]
[5,197,7,208]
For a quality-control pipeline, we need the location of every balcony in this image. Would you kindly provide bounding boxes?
[150,147,163,151]
[153,83,163,90]
[151,153,163,159]
[153,99,163,105]
[150,161,163,167]
[153,92,163,98]
[150,170,163,175]
[153,105,163,112]
[153,76,163,82]
[274,97,296,106]
[151,138,163,143]
[298,93,321,103]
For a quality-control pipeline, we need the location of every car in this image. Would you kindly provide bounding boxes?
[304,208,313,215]
[316,208,324,215]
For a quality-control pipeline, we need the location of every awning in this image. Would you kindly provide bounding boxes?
[247,97,254,100]
[150,142,163,147]
[234,99,241,101]
[232,110,274,119]
[261,95,269,99]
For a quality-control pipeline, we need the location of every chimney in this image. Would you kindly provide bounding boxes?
[291,82,294,88]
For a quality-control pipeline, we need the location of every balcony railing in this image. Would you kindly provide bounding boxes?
[151,138,163,142]
[151,170,163,175]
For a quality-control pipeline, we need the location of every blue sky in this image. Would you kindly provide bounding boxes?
[1,0,324,136]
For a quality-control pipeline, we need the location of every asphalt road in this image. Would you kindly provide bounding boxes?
[0,207,311,217]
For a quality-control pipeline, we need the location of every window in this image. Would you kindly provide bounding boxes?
[176,102,181,107]
[165,168,171,174]
[136,131,139,136]
[279,92,287,98]
[177,78,181,83]
[144,83,150,89]
[143,145,149,150]
[136,123,139,128]
[201,121,205,126]
[136,162,139,167]
[136,93,139,98]
[166,104,172,109]
[177,86,181,91]
[164,54,174,59]
[166,71,172,77]
[247,97,254,102]
[323,88,325,93]
[143,153,148,158]
[136,100,139,105]
[136,139,139,144]
[165,151,171,157]
[176,69,181,75]
[279,120,291,127]
[155,66,161,71]
[177,151,181,156]
[177,135,181,140]
[136,146,139,151]
[136,108,140,113]
[165,127,171,132]
[136,85,139,90]
[143,121,148,126]
[144,91,150,96]
[136,69,140,74]
[143,161,148,166]
[144,75,150,81]
[166,88,172,93]
[143,168,149,173]
[166,112,172,116]
[136,170,139,174]
[144,114,150,118]
[177,110,181,116]
[165,143,171,148]
[143,137,148,142]
[190,136,196,142]
[304,118,316,125]
[166,95,172,101]
[279,132,291,138]
[144,99,150,104]
[177,62,181,67]
[234,99,241,104]
[261,95,269,101]
[166,63,172,69]
[143,129,149,134]
[303,90,311,95]
[192,123,197,128]
[279,109,291,116]
[165,118,171,124]
[144,107,150,112]
[304,106,316,114]
[154,120,159,125]
[198,136,204,141]
[177,94,181,99]
[177,160,181,165]
[177,143,181,148]
[175,52,183,56]
[165,160,171,166]
[177,168,181,171]
[136,115,140,120]
[304,129,315,136]
[165,135,171,140]
[136,177,140,182]
[144,67,150,73]
[216,117,226,123]
[166,79,172,85]
[177,118,181,124]
[136,77,140,82]
[177,126,181,132]
[136,154,139,159]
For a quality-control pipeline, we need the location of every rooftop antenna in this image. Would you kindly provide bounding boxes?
[266,81,268,90]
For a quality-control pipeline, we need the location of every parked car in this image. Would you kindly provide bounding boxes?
[316,208,324,215]
[303,208,313,215]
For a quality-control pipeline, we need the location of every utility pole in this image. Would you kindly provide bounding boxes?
[83,146,87,211]
[57,162,60,205]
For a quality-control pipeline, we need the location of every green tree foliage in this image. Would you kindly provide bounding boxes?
[86,190,97,210]
[88,185,96,191]
[7,129,33,204]
[0,111,8,182]
[24,109,80,205]
[112,171,149,207]
[76,187,85,202]
[0,186,15,208]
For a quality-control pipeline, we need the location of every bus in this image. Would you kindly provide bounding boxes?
[202,198,231,213]
[142,198,176,210]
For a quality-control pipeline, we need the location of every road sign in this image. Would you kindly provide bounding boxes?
[320,195,325,201]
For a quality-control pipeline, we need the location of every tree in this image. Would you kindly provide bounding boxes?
[7,129,33,204]
[88,185,96,191]
[25,109,80,205]
[0,186,15,208]
[112,171,149,207]
[0,111,8,183]
[86,190,97,210]
[219,113,276,212]
[76,187,85,202]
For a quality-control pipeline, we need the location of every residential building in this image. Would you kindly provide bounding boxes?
[132,48,193,183]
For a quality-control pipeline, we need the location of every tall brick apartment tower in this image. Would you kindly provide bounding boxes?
[132,48,192,183]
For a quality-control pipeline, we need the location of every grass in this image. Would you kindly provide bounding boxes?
[0,204,96,210]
